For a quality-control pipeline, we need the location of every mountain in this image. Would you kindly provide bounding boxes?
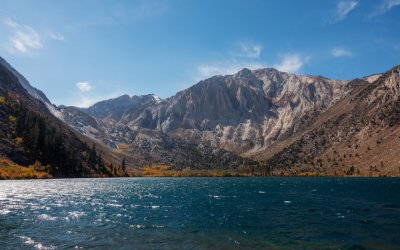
[63,65,400,176]
[1,55,399,177]
[261,66,400,176]
[0,56,122,178]
[62,68,348,169]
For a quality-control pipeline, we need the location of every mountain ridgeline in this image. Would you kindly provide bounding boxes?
[0,58,117,178]
[1,55,399,177]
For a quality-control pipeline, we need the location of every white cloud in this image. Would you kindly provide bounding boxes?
[197,61,267,79]
[384,0,400,10]
[75,95,101,108]
[371,0,400,16]
[196,41,266,79]
[196,54,309,78]
[3,17,18,28]
[74,91,123,108]
[76,81,93,92]
[3,17,64,55]
[273,54,309,73]
[60,81,124,107]
[332,47,352,57]
[235,42,263,58]
[333,1,358,22]
[3,17,42,54]
[196,41,309,82]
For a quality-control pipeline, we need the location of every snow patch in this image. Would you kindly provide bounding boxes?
[152,94,163,104]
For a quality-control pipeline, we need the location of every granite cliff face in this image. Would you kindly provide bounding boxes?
[63,68,352,167]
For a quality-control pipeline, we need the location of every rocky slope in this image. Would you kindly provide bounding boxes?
[262,66,400,176]
[0,56,119,178]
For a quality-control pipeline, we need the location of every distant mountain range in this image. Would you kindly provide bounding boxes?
[0,55,399,177]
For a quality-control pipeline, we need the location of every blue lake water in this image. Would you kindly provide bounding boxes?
[0,177,399,249]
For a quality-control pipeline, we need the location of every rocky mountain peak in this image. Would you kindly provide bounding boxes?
[80,93,160,121]
[235,68,253,77]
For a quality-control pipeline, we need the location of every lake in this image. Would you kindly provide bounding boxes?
[0,177,399,249]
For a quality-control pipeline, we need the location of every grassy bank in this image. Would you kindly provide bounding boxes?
[0,159,52,180]
[1,160,395,179]
[134,165,267,177]
[132,165,396,177]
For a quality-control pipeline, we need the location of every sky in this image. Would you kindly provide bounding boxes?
[0,0,399,107]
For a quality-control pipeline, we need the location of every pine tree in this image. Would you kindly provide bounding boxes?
[88,144,97,166]
[121,158,127,176]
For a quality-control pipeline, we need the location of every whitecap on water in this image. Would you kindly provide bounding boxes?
[65,211,85,220]
[38,214,57,221]
[209,195,221,199]
[151,205,160,209]
[284,201,292,204]
[20,236,35,246]
[0,209,11,215]
[336,212,345,219]
[129,224,145,229]
[258,191,266,194]
[107,203,123,207]
[19,236,55,250]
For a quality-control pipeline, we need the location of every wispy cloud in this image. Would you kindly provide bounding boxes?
[72,81,123,107]
[76,81,93,92]
[273,54,309,73]
[47,31,64,41]
[3,17,64,55]
[3,17,42,54]
[196,40,266,79]
[196,53,309,80]
[197,60,267,79]
[331,47,352,57]
[370,0,400,16]
[232,42,263,58]
[196,40,310,81]
[331,1,358,23]
[74,94,111,108]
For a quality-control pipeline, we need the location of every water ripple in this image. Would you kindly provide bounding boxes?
[0,177,398,249]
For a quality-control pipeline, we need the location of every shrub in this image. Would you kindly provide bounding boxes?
[8,115,16,123]
[15,137,23,146]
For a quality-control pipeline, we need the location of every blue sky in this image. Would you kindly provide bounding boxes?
[0,0,399,107]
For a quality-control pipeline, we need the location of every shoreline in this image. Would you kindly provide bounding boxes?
[1,175,399,180]
[2,160,399,180]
